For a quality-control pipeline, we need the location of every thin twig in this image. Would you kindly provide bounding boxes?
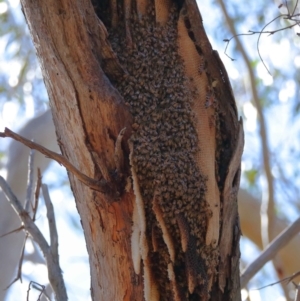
[255,14,292,75]
[33,168,42,221]
[248,22,300,35]
[223,32,256,61]
[241,216,300,287]
[25,149,35,213]
[26,281,50,301]
[254,270,300,290]
[292,0,299,17]
[0,225,24,238]
[294,282,300,301]
[0,176,68,301]
[42,184,59,261]
[224,9,300,74]
[253,270,300,301]
[5,234,28,289]
[0,127,111,194]
[285,0,290,15]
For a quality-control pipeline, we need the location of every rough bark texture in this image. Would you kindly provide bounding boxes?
[21,0,243,300]
[21,1,141,299]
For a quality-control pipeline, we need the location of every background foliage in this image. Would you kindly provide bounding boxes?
[0,0,300,300]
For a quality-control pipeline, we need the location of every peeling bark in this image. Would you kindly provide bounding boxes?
[21,0,243,300]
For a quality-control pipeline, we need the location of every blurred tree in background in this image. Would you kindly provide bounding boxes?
[0,0,300,300]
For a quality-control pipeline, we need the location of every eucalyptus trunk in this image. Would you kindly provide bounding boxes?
[21,0,243,300]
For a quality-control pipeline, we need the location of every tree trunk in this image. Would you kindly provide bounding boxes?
[21,0,243,300]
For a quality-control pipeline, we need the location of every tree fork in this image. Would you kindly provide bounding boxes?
[20,0,243,300]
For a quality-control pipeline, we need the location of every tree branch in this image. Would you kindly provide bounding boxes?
[25,149,35,213]
[42,184,59,263]
[33,168,42,222]
[27,281,51,301]
[241,216,300,288]
[0,176,68,301]
[0,127,114,195]
[223,7,300,74]
[295,282,300,301]
[5,234,27,289]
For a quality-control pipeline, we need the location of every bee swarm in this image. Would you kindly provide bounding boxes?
[106,3,219,300]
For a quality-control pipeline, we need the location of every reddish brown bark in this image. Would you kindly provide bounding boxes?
[21,0,242,300]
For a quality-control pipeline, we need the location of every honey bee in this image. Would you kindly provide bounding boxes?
[205,87,216,108]
[198,56,207,75]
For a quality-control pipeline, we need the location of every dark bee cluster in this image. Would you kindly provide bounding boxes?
[109,5,211,298]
